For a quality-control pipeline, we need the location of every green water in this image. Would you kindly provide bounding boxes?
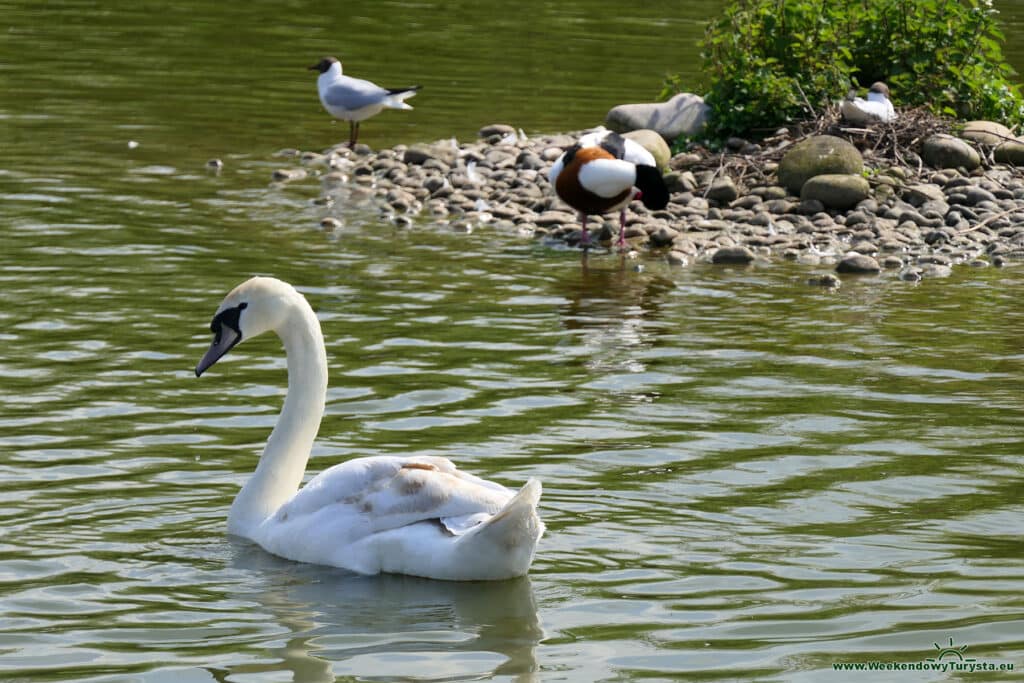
[2,2,1024,681]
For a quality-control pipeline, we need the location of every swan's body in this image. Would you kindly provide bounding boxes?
[195,277,543,580]
[309,56,420,147]
[840,81,897,124]
[548,128,669,249]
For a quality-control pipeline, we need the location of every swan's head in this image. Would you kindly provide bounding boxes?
[195,276,298,377]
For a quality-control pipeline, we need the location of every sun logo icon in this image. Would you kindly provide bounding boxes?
[927,637,975,663]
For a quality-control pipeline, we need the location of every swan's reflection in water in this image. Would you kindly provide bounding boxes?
[215,540,542,682]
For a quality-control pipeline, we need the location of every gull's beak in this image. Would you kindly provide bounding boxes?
[308,63,320,71]
[195,326,241,377]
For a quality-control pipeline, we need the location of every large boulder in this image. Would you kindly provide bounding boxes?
[961,121,1024,165]
[994,140,1024,166]
[800,174,870,210]
[960,120,1013,146]
[777,135,863,194]
[921,134,980,170]
[622,129,671,169]
[606,93,711,141]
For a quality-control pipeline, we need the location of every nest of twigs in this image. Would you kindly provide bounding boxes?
[684,105,962,192]
[811,103,956,170]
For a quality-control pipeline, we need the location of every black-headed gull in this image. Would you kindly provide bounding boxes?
[309,56,420,147]
[548,129,669,249]
[840,81,897,124]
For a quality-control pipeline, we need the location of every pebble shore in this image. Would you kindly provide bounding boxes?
[267,123,1024,283]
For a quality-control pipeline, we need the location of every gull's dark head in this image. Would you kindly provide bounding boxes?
[308,56,339,74]
[868,81,891,98]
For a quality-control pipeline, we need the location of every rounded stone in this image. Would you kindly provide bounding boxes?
[994,141,1024,166]
[800,174,870,211]
[921,135,981,170]
[403,142,457,166]
[622,129,671,169]
[514,150,544,170]
[960,121,1014,146]
[648,225,679,247]
[478,124,516,138]
[808,273,841,288]
[902,183,946,206]
[667,251,689,266]
[272,168,307,182]
[797,198,825,215]
[605,92,711,140]
[711,246,756,264]
[777,135,864,194]
[836,253,882,274]
[669,152,702,169]
[706,176,739,203]
[664,171,697,193]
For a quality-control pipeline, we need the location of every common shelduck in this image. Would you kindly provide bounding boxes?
[548,129,670,248]
[840,81,897,125]
[309,56,420,147]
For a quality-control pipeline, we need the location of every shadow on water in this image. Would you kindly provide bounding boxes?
[214,541,542,682]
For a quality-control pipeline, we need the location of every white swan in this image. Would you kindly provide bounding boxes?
[195,276,544,581]
[840,81,897,124]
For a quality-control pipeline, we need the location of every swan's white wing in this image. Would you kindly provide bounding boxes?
[440,511,491,535]
[577,157,637,198]
[266,455,512,535]
[251,455,521,575]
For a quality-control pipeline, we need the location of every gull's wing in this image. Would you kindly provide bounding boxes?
[322,76,393,111]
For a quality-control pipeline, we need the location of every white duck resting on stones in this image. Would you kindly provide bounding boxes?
[840,81,897,124]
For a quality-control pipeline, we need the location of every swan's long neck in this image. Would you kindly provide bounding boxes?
[228,298,327,536]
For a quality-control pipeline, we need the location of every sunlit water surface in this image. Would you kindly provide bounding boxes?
[2,1,1024,681]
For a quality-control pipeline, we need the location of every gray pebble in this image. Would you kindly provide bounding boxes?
[272,168,307,182]
[836,253,881,274]
[808,273,841,288]
[711,246,756,264]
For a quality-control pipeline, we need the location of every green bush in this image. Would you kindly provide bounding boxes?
[667,0,1024,139]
